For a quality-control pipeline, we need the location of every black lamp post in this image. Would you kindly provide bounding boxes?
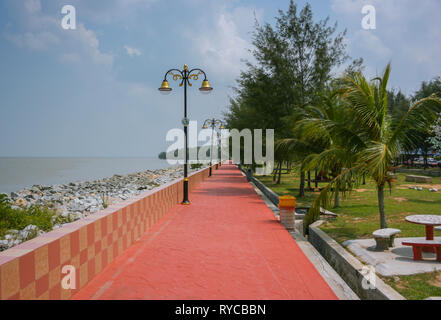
[202,118,224,177]
[217,131,222,167]
[159,65,213,205]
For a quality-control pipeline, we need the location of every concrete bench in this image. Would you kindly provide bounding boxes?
[296,206,338,217]
[402,240,441,262]
[388,173,398,179]
[405,175,433,183]
[320,207,338,217]
[373,228,402,251]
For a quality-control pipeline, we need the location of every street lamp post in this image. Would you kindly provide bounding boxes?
[202,118,224,177]
[217,131,222,167]
[159,65,213,205]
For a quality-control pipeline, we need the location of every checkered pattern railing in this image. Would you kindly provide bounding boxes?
[0,165,216,300]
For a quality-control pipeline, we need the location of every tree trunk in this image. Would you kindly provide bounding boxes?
[377,184,387,229]
[315,170,318,189]
[334,188,340,208]
[299,171,305,198]
[273,162,279,182]
[363,173,366,185]
[277,162,282,184]
[307,171,311,190]
[424,152,428,170]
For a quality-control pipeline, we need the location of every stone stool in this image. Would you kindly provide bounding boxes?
[373,228,402,251]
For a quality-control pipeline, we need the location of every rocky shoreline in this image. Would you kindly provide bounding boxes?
[0,165,205,251]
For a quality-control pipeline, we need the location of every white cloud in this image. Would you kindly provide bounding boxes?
[0,0,237,157]
[6,31,59,51]
[71,24,114,66]
[5,0,113,67]
[24,0,41,14]
[351,30,392,59]
[331,0,441,92]
[189,6,262,82]
[76,0,159,24]
[124,45,142,57]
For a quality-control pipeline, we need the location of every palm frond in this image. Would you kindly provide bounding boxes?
[304,163,366,232]
[359,142,392,185]
[302,146,355,173]
[389,94,441,147]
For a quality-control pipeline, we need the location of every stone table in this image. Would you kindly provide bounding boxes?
[406,215,441,252]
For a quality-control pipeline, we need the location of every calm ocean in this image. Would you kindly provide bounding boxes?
[0,158,172,194]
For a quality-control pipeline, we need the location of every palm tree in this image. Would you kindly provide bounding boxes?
[275,88,359,202]
[305,64,441,230]
[275,119,325,195]
[297,89,362,208]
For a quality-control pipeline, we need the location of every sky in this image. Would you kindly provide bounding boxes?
[1,0,441,157]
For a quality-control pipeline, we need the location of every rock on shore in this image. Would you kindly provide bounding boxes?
[0,165,206,251]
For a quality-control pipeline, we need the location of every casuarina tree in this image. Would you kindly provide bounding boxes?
[225,1,349,197]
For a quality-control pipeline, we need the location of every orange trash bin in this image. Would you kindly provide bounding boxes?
[278,196,296,230]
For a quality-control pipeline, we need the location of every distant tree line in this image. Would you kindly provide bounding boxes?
[158,152,167,160]
[158,147,216,161]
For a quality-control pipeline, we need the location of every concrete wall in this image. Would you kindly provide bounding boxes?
[251,177,280,207]
[0,165,217,300]
[238,166,279,206]
[309,221,405,300]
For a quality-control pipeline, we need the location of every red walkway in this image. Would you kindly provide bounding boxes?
[73,165,337,300]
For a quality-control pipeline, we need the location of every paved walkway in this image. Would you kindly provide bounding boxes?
[73,165,337,300]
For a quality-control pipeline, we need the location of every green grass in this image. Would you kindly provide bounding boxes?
[256,172,329,208]
[0,194,55,238]
[321,175,441,244]
[190,163,204,170]
[382,272,441,300]
[257,170,441,242]
[256,168,441,300]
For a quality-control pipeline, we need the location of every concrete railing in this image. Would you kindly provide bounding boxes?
[237,166,279,207]
[0,165,217,300]
[396,168,441,177]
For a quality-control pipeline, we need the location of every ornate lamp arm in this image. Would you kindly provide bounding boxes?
[189,68,208,81]
[160,66,212,91]
[163,69,184,81]
[203,118,225,130]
